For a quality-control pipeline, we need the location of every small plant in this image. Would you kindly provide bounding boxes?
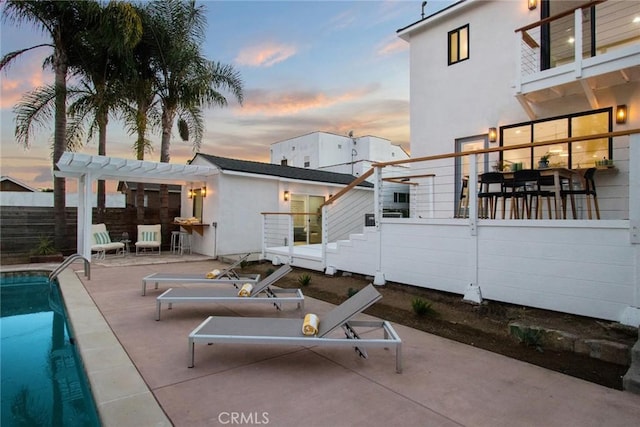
[240,259,248,270]
[298,273,312,287]
[265,268,275,276]
[512,327,544,353]
[411,297,436,317]
[32,236,57,256]
[347,287,358,298]
[539,152,551,162]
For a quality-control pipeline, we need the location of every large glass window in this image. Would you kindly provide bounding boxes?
[501,108,611,169]
[448,24,469,65]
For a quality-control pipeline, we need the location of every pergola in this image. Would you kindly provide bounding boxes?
[54,152,217,261]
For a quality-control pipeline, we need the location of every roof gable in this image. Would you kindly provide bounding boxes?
[193,153,373,188]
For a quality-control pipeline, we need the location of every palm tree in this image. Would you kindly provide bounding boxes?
[66,1,142,221]
[1,0,100,251]
[145,0,244,223]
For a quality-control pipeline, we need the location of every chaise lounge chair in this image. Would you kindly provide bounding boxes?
[155,264,300,320]
[141,253,256,295]
[188,284,402,373]
[91,223,125,259]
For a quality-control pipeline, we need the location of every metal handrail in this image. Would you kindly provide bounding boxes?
[49,253,90,281]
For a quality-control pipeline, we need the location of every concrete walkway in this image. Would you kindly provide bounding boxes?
[68,259,640,426]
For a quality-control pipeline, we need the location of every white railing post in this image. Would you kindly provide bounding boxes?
[321,204,328,270]
[261,214,266,260]
[287,214,294,264]
[374,165,383,227]
[621,133,640,326]
[468,154,478,235]
[574,9,583,79]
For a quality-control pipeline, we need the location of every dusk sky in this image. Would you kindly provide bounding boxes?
[1,1,451,191]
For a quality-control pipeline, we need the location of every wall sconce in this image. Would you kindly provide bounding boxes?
[201,185,207,197]
[188,188,194,199]
[616,105,628,124]
[283,190,290,202]
[488,127,497,143]
[328,194,333,199]
[528,0,537,10]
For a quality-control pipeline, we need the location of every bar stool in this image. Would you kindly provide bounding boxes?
[170,231,181,254]
[178,231,191,255]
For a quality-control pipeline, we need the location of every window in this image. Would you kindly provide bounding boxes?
[281,159,288,166]
[394,192,410,203]
[192,188,205,222]
[448,24,469,65]
[304,156,310,168]
[501,108,612,169]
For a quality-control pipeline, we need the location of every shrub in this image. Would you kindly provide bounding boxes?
[32,236,57,256]
[512,327,544,353]
[298,273,312,286]
[240,260,248,270]
[411,297,436,317]
[265,268,275,277]
[347,287,358,298]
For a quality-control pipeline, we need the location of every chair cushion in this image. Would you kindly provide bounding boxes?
[94,231,111,245]
[141,231,158,242]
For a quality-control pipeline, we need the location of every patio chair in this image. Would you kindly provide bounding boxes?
[561,167,600,219]
[135,224,161,255]
[91,223,125,259]
[155,264,299,320]
[141,253,254,295]
[188,284,403,373]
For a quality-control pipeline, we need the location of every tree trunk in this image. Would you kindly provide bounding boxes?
[159,107,175,232]
[53,44,68,252]
[96,108,108,223]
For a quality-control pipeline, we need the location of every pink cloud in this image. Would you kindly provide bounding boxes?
[377,37,408,56]
[235,42,297,67]
[238,85,378,116]
[0,57,51,110]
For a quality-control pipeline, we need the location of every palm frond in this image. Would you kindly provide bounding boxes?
[13,85,57,148]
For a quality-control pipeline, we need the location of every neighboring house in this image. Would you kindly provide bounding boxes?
[183,153,374,258]
[117,181,181,209]
[1,176,38,192]
[270,131,412,216]
[263,0,640,329]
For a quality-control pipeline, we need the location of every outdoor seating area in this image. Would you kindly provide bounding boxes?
[476,167,601,220]
[46,258,640,426]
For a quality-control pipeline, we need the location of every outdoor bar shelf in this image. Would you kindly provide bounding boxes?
[173,222,209,236]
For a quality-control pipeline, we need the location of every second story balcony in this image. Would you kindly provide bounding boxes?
[515,0,640,106]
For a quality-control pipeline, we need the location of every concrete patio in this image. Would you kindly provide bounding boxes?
[13,256,640,426]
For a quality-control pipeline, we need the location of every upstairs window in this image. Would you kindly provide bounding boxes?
[304,156,310,168]
[281,159,288,166]
[448,24,469,65]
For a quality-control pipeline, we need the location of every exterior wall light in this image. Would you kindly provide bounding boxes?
[202,186,207,197]
[283,190,290,202]
[488,127,498,142]
[616,105,628,124]
[188,188,194,199]
[528,0,537,10]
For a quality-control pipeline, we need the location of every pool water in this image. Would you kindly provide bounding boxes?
[1,272,100,426]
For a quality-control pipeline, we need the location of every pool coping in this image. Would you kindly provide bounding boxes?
[56,269,171,426]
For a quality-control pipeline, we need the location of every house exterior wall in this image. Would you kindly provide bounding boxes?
[402,0,639,220]
[184,155,373,258]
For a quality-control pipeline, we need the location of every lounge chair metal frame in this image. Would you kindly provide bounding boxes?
[187,284,403,373]
[156,265,300,320]
[141,253,254,295]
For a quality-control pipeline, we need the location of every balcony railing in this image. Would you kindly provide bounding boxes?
[515,0,640,88]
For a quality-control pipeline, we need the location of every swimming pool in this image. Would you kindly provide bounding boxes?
[1,271,101,426]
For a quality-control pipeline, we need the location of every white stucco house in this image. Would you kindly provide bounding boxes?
[263,0,640,331]
[270,131,412,216]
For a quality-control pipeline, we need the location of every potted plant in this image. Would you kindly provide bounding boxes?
[538,152,552,169]
[29,236,64,263]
